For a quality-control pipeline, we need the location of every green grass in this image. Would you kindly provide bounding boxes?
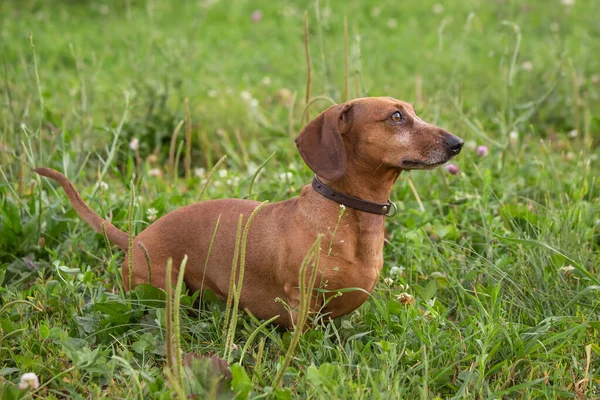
[1,0,599,398]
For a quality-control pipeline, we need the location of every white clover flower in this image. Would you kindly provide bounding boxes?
[432,3,444,14]
[261,76,272,86]
[568,129,578,139]
[96,181,109,191]
[148,168,161,177]
[560,265,576,276]
[218,169,227,178]
[146,208,158,222]
[129,137,139,151]
[384,277,394,286]
[247,162,259,176]
[389,265,404,278]
[226,179,232,185]
[250,98,259,108]
[509,131,519,147]
[561,0,574,5]
[194,168,206,177]
[240,91,252,102]
[19,372,39,390]
[397,292,414,305]
[521,61,533,71]
[279,171,293,180]
[340,204,346,211]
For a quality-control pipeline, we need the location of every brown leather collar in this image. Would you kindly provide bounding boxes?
[312,176,397,217]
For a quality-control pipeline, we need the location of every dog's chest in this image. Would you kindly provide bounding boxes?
[320,250,381,318]
[322,228,384,289]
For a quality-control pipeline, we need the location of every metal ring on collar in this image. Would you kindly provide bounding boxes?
[385,201,398,217]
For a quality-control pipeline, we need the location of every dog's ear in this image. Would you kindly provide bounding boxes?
[295,103,353,182]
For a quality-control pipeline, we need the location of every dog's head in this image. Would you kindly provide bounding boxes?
[295,97,463,181]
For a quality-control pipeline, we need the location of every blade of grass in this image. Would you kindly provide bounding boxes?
[247,151,275,200]
[198,155,227,201]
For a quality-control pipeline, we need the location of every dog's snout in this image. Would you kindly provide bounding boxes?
[444,134,464,155]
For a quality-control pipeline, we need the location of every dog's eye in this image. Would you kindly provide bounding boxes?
[390,111,403,123]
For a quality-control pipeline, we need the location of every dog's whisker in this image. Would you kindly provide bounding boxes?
[372,162,384,175]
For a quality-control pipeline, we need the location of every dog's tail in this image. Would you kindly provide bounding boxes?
[35,167,129,251]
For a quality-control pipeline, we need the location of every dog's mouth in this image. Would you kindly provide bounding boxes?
[400,159,447,170]
[400,143,462,170]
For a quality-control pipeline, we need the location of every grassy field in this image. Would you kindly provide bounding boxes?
[1,0,599,398]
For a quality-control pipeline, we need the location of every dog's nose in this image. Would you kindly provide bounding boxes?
[445,135,464,155]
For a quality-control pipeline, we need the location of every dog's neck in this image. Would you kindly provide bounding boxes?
[321,166,401,205]
[298,167,401,263]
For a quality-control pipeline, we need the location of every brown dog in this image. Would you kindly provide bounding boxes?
[36,97,462,329]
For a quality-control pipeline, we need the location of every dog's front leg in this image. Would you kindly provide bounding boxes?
[283,282,323,330]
